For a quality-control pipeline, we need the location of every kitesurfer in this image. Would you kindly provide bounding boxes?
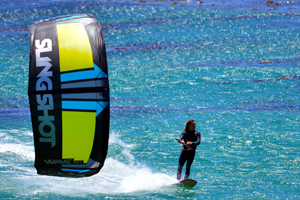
[177,119,201,180]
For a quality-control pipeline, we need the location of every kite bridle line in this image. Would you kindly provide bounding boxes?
[108,50,184,150]
[108,43,200,153]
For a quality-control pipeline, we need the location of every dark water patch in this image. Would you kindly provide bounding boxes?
[90,0,300,13]
[206,13,300,21]
[101,12,299,30]
[0,27,29,32]
[211,75,300,85]
[111,97,139,102]
[2,0,298,13]
[101,13,293,30]
[2,0,300,22]
[237,100,297,105]
[106,34,259,53]
[101,17,178,29]
[2,99,299,118]
[106,42,183,52]
[178,105,300,112]
[185,58,300,68]
[0,105,30,118]
[0,0,40,10]
[288,85,300,89]
[166,0,299,13]
[0,98,29,106]
[216,105,300,112]
[0,1,123,29]
[110,104,300,113]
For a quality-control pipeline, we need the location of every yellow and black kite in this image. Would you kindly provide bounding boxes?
[28,14,109,177]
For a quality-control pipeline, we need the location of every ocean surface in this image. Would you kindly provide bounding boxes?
[1,0,300,199]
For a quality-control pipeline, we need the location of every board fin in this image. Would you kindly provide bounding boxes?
[175,179,197,188]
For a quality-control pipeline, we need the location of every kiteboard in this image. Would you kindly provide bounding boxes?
[28,14,109,177]
[175,179,197,188]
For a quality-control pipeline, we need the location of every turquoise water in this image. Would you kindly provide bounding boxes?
[1,0,300,199]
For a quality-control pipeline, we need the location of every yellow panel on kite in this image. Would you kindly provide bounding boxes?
[56,23,94,72]
[62,111,96,163]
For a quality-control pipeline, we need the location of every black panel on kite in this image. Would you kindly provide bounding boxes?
[28,14,109,177]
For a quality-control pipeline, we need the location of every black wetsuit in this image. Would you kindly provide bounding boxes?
[177,130,201,180]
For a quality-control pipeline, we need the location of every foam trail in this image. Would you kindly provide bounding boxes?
[16,158,177,197]
[9,132,177,196]
[102,158,177,193]
[0,130,34,162]
[0,143,34,161]
[109,132,135,161]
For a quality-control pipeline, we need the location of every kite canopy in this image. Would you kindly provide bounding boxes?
[28,14,110,177]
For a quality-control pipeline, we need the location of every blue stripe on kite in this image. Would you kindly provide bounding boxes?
[96,101,109,116]
[62,101,96,111]
[94,63,108,78]
[62,101,108,116]
[61,168,90,173]
[61,70,95,82]
[60,64,108,82]
[56,16,83,21]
